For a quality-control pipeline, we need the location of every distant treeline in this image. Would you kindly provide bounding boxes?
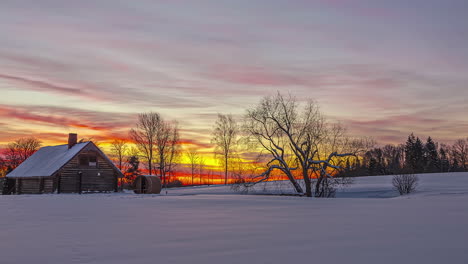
[339,134,468,177]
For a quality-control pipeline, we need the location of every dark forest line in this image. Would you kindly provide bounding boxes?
[338,133,468,177]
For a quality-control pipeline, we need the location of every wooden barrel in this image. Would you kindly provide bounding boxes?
[132,176,162,194]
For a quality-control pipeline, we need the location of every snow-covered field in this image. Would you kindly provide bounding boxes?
[1,173,468,264]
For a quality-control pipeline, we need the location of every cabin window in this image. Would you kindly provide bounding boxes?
[89,156,97,167]
[79,155,98,167]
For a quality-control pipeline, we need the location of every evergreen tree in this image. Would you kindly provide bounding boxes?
[424,137,439,173]
[439,147,450,172]
[405,133,425,173]
[414,137,425,172]
[404,133,416,172]
[125,155,141,184]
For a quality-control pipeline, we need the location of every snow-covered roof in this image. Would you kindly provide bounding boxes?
[6,142,91,178]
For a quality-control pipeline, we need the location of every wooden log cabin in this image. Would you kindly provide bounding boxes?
[4,133,123,194]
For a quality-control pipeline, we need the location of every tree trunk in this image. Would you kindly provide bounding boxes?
[303,168,312,197]
[315,176,323,197]
[224,156,228,185]
[192,165,194,185]
[283,170,303,194]
[291,178,304,195]
[160,160,165,188]
[148,151,152,176]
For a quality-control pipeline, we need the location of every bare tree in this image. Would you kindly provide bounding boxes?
[78,137,101,146]
[4,137,42,169]
[244,92,362,197]
[129,112,181,186]
[155,119,181,188]
[230,154,245,185]
[0,156,7,177]
[453,139,468,171]
[110,139,128,171]
[206,168,214,185]
[129,112,160,175]
[186,147,199,185]
[230,152,267,192]
[198,156,206,185]
[212,114,239,185]
[312,124,369,197]
[392,174,418,195]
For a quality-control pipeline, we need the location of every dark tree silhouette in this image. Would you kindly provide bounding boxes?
[4,137,41,169]
[244,92,365,197]
[424,137,439,172]
[211,114,239,185]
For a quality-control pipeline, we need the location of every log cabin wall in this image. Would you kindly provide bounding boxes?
[81,154,117,192]
[14,177,54,194]
[58,155,80,193]
[44,178,54,192]
[20,178,40,194]
[58,148,117,193]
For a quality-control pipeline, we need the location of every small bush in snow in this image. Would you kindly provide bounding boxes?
[392,174,418,195]
[166,179,183,188]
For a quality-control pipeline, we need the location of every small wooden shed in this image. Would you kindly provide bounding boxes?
[5,133,123,194]
[133,175,162,194]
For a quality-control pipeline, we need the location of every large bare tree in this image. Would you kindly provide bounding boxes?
[155,120,181,187]
[129,112,160,175]
[129,112,181,182]
[212,114,239,185]
[244,92,363,197]
[4,137,42,169]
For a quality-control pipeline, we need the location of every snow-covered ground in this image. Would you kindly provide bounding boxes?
[1,173,468,264]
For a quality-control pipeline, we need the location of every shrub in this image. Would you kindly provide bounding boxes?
[230,177,246,192]
[166,179,183,188]
[392,174,418,195]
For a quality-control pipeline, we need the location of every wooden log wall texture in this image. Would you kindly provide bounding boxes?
[59,151,117,193]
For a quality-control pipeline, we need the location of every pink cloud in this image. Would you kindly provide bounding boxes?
[0,105,134,132]
[207,65,304,87]
[342,114,468,144]
[0,73,83,96]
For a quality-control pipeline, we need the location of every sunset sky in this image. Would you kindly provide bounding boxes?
[1,0,467,153]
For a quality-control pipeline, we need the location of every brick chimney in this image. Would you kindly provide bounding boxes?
[68,133,78,149]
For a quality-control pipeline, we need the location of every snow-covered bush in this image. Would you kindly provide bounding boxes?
[392,174,418,195]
